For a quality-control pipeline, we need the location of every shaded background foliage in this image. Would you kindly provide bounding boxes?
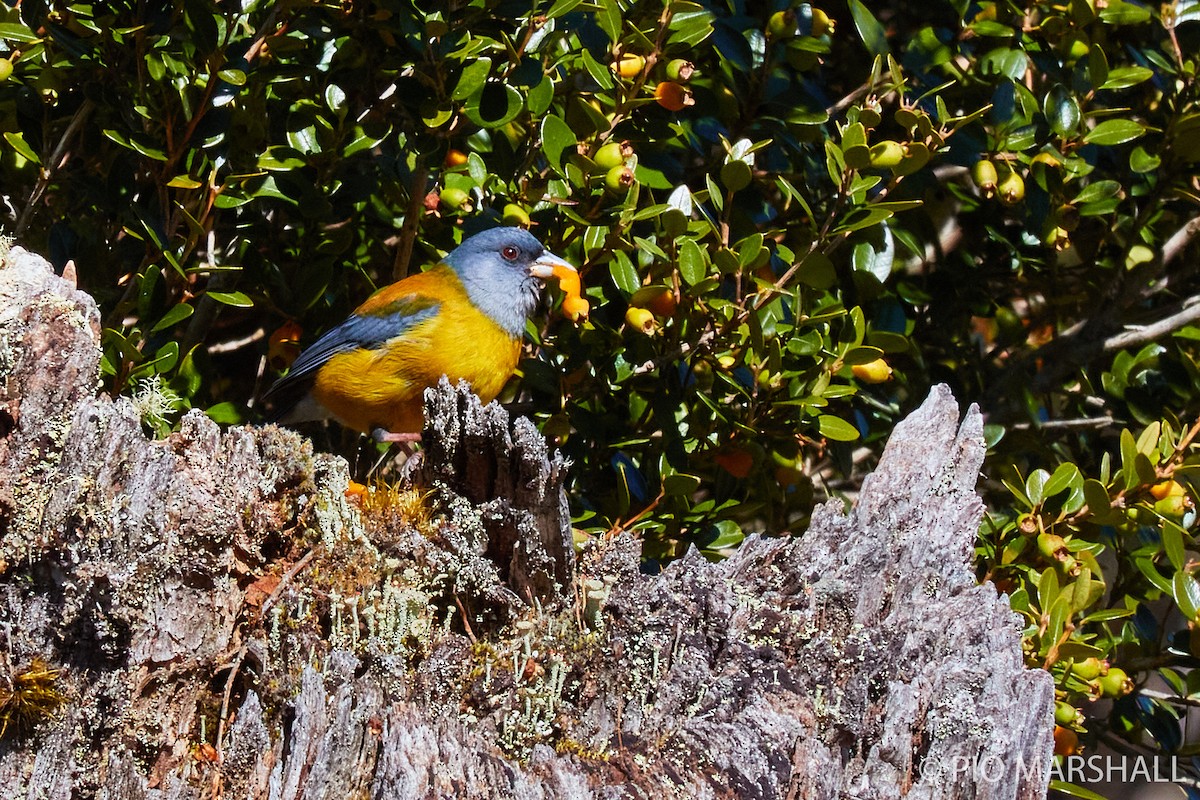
[2,0,1200,790]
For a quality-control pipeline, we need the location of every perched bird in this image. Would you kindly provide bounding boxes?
[262,227,578,442]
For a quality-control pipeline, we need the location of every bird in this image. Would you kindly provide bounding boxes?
[261,227,579,442]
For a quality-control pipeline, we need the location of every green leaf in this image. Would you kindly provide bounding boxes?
[1084,479,1108,515]
[1081,607,1134,624]
[667,2,715,47]
[546,0,585,17]
[3,131,40,164]
[1164,521,1186,571]
[541,115,575,176]
[663,473,701,496]
[851,224,894,281]
[1082,119,1146,146]
[205,402,244,424]
[818,414,860,441]
[848,0,888,56]
[1130,145,1161,173]
[207,290,253,308]
[678,239,708,286]
[1049,780,1112,800]
[1044,462,1082,498]
[1100,66,1154,90]
[1135,556,1173,595]
[1043,84,1081,138]
[595,0,621,42]
[1026,468,1050,506]
[527,75,554,116]
[166,175,204,189]
[1071,180,1122,205]
[610,252,640,295]
[0,23,41,42]
[1099,0,1152,24]
[217,68,246,86]
[798,252,835,289]
[1174,570,1200,621]
[151,303,195,332]
[453,58,492,101]
[1038,567,1060,610]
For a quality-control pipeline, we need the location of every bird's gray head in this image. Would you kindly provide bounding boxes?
[443,227,575,337]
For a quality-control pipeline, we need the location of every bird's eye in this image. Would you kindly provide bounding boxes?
[501,245,520,261]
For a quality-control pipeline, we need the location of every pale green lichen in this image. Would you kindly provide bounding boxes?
[130,376,182,438]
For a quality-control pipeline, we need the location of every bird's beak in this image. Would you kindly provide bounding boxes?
[531,251,589,322]
[529,252,576,281]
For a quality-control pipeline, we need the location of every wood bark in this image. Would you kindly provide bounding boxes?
[0,246,1053,799]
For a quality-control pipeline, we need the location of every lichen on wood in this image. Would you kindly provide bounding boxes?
[0,246,1052,799]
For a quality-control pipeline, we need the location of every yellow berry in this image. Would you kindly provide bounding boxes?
[810,8,835,37]
[612,53,645,79]
[852,358,892,384]
[625,306,656,334]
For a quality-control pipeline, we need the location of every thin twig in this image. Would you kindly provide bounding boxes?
[392,159,430,281]
[215,547,317,760]
[14,99,95,236]
[1009,417,1118,432]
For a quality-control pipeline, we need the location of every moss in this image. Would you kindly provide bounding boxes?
[0,657,67,740]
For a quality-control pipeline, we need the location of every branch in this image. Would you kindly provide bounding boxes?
[1163,214,1200,267]
[1101,296,1200,354]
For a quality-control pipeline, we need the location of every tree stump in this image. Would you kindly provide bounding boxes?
[0,246,1053,799]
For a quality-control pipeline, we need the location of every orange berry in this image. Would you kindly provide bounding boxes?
[646,288,678,317]
[1053,725,1081,757]
[654,81,694,112]
[267,321,303,370]
[443,148,468,167]
[715,448,754,478]
[562,295,590,322]
[1150,480,1185,500]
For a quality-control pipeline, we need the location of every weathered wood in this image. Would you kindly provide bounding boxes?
[0,246,1052,799]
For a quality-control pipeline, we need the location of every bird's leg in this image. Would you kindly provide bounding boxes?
[371,428,422,444]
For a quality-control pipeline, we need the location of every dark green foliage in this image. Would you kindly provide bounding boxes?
[4,0,1200,784]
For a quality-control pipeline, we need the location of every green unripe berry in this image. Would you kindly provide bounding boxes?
[1054,700,1082,727]
[1097,667,1133,698]
[0,58,12,82]
[1037,531,1068,561]
[439,187,470,211]
[972,159,998,198]
[869,141,906,168]
[502,203,530,227]
[665,59,696,82]
[604,164,635,194]
[594,141,629,171]
[1073,657,1107,680]
[767,10,796,39]
[998,170,1026,205]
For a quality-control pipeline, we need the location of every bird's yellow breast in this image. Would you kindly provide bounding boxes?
[310,274,521,435]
